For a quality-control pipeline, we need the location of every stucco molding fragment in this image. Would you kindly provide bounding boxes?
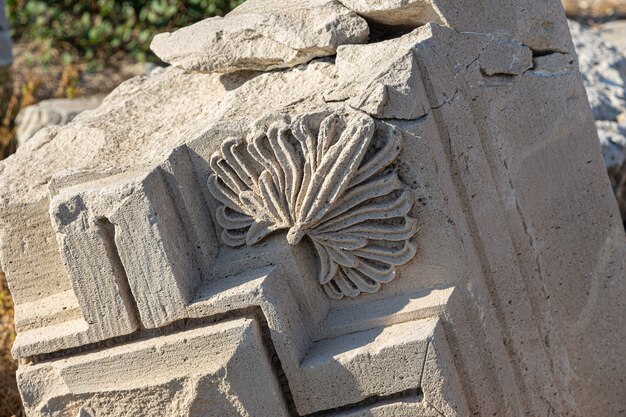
[207,112,418,299]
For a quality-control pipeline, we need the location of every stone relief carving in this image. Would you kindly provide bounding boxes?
[207,112,418,298]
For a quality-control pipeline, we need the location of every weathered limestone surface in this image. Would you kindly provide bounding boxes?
[151,0,369,73]
[1,1,625,416]
[336,0,447,26]
[16,97,104,147]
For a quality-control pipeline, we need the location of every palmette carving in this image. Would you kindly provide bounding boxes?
[207,112,418,299]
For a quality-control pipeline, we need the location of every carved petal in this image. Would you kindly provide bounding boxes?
[247,221,279,246]
[221,137,260,190]
[313,241,338,285]
[207,174,244,212]
[216,206,254,230]
[258,171,290,225]
[351,124,402,187]
[333,270,361,298]
[298,114,375,226]
[338,218,419,241]
[221,229,247,247]
[354,241,418,266]
[323,281,344,299]
[313,234,368,251]
[314,191,413,234]
[315,172,403,228]
[343,268,381,294]
[357,260,396,284]
[316,113,341,168]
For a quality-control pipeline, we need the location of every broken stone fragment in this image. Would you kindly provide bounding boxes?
[326,29,432,120]
[337,0,447,27]
[326,25,533,120]
[478,39,533,76]
[150,0,369,73]
[16,96,104,147]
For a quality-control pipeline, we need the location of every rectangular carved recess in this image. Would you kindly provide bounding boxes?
[95,217,142,328]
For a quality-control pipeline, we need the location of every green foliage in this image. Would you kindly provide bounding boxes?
[6,0,246,64]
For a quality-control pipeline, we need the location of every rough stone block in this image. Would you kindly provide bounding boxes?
[17,317,290,417]
[16,97,104,146]
[0,1,624,416]
[151,0,369,73]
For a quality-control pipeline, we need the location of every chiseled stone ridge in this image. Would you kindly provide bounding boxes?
[1,0,625,416]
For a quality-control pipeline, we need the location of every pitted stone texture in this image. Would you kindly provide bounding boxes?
[2,2,626,417]
[16,97,104,146]
[151,0,369,73]
[337,0,446,26]
[18,318,290,417]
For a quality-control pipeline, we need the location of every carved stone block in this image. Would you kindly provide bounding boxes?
[0,1,624,416]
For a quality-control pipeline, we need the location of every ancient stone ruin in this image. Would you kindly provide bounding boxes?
[1,0,625,416]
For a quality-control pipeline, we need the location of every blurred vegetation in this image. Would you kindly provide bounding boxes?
[7,0,245,69]
[0,67,18,160]
[1,0,247,158]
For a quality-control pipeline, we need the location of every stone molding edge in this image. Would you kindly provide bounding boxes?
[19,302,459,416]
[207,111,419,299]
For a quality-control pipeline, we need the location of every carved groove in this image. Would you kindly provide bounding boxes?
[302,388,424,417]
[96,218,142,328]
[207,112,418,299]
[26,306,428,417]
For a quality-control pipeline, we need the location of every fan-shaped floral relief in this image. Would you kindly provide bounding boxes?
[207,112,418,299]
